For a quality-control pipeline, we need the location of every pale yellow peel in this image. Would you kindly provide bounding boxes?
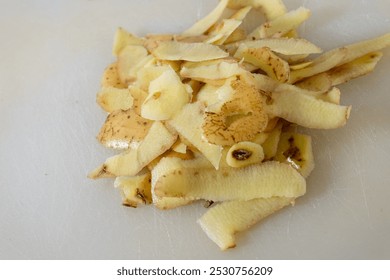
[198,197,294,250]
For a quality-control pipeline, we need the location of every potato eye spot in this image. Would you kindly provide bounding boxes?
[232,149,252,160]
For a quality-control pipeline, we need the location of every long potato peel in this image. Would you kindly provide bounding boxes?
[153,158,306,201]
[198,197,294,250]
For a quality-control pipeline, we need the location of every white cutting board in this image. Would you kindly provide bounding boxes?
[0,0,389,259]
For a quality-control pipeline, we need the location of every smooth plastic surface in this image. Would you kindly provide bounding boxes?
[0,0,389,259]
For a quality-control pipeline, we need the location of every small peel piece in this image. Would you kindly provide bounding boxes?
[198,197,294,250]
[115,170,152,208]
[268,89,351,129]
[141,67,190,121]
[206,19,243,45]
[169,102,223,169]
[153,157,306,201]
[89,121,177,178]
[232,38,322,56]
[226,141,264,168]
[248,7,311,39]
[235,47,290,82]
[274,132,314,178]
[97,87,134,113]
[182,0,229,37]
[202,80,268,146]
[97,109,152,150]
[112,27,144,56]
[227,0,287,20]
[101,62,127,89]
[152,41,229,62]
[180,60,245,81]
[117,45,151,85]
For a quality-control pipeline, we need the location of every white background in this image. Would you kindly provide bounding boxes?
[0,0,389,259]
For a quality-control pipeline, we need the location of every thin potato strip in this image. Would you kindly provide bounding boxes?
[182,0,229,37]
[289,48,348,83]
[295,51,383,90]
[290,33,390,83]
[115,171,152,207]
[268,89,351,129]
[235,47,290,82]
[325,51,383,86]
[227,0,287,20]
[198,197,294,250]
[169,102,223,169]
[89,121,177,178]
[230,6,252,20]
[294,73,332,93]
[180,61,245,81]
[248,7,311,39]
[233,38,322,56]
[112,27,145,56]
[333,33,390,67]
[206,19,243,45]
[153,158,306,201]
[152,41,229,61]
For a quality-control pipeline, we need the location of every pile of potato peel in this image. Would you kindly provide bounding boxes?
[89,0,390,250]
